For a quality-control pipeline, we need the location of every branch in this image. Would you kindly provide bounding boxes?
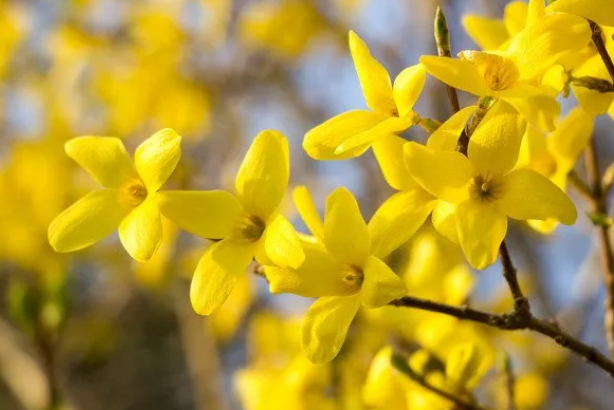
[503,354,517,410]
[389,295,614,378]
[456,96,495,156]
[584,138,614,357]
[589,21,614,83]
[434,7,460,114]
[499,241,530,315]
[390,352,492,410]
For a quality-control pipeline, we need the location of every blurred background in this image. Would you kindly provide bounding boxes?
[0,0,613,409]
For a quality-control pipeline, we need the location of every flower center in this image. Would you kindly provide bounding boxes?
[459,51,519,91]
[237,215,266,242]
[121,180,148,207]
[341,265,364,294]
[468,174,504,203]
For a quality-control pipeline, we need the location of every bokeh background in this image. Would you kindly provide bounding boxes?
[0,0,613,409]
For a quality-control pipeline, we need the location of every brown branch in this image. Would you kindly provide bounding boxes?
[589,21,614,83]
[499,241,531,315]
[390,352,492,410]
[456,96,495,156]
[389,295,614,378]
[434,7,460,114]
[585,139,614,357]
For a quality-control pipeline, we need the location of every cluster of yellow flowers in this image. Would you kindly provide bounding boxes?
[39,0,614,408]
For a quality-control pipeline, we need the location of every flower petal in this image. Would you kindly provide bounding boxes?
[361,256,407,308]
[293,186,324,241]
[503,94,559,132]
[548,107,594,173]
[349,30,396,115]
[500,169,577,225]
[156,190,244,239]
[420,56,491,97]
[393,64,426,117]
[548,0,614,28]
[432,200,459,244]
[236,130,289,220]
[507,13,591,80]
[134,128,182,191]
[335,116,413,154]
[303,110,390,160]
[468,100,527,176]
[404,142,472,203]
[368,189,435,259]
[190,239,256,315]
[264,214,305,269]
[266,239,349,297]
[65,137,138,188]
[427,106,476,151]
[118,197,163,262]
[462,15,510,51]
[504,1,529,35]
[300,295,361,363]
[324,187,371,267]
[456,200,507,270]
[372,135,414,191]
[48,189,127,252]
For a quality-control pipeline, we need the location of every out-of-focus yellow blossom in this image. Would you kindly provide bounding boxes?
[48,129,182,262]
[158,130,304,315]
[405,101,576,269]
[549,0,614,28]
[199,0,233,47]
[0,2,26,80]
[209,274,256,343]
[514,372,550,410]
[0,140,70,275]
[304,31,426,159]
[422,11,590,131]
[364,345,490,410]
[239,0,326,59]
[463,1,529,51]
[269,187,407,363]
[235,311,334,410]
[517,107,594,233]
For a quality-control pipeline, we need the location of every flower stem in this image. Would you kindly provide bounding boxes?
[434,7,460,113]
[585,138,614,358]
[389,295,614,378]
[499,241,531,316]
[589,21,614,83]
[456,96,495,156]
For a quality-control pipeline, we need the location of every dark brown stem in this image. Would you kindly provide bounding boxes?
[456,96,495,156]
[389,296,614,378]
[434,7,460,113]
[391,352,492,410]
[585,139,614,357]
[499,241,531,315]
[590,21,614,83]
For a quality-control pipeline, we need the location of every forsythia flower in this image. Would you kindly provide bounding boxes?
[463,1,530,51]
[157,130,304,315]
[272,187,407,363]
[405,101,577,269]
[48,129,181,262]
[421,11,590,131]
[518,107,594,233]
[303,31,426,160]
[548,0,614,28]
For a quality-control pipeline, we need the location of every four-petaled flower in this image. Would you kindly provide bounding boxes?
[157,130,305,315]
[48,129,181,262]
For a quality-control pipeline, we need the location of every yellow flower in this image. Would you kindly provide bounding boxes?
[463,1,530,51]
[48,129,182,262]
[287,187,407,363]
[517,107,594,233]
[157,130,304,315]
[548,0,614,28]
[422,11,590,131]
[405,101,577,269]
[303,30,426,160]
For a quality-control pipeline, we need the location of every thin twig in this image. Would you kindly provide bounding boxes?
[499,241,531,315]
[585,138,614,357]
[568,169,595,202]
[389,295,614,378]
[456,96,495,156]
[390,352,492,410]
[589,21,614,83]
[434,7,460,114]
[503,354,517,410]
